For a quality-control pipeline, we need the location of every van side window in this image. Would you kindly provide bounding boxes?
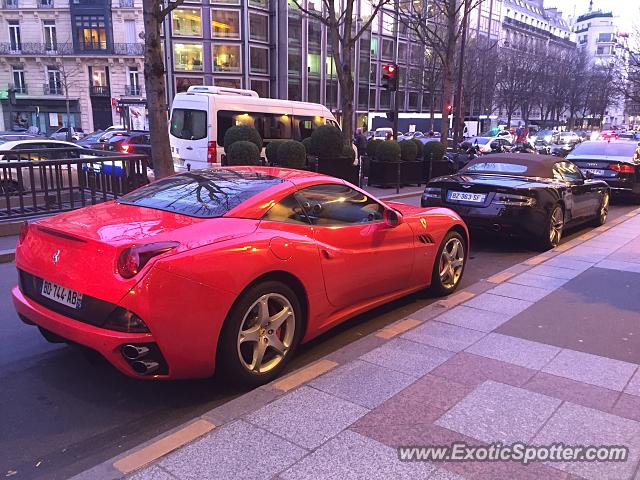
[217,111,292,145]
[170,109,207,140]
[295,116,325,140]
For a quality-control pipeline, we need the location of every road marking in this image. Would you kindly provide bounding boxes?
[376,318,422,340]
[272,359,338,392]
[436,291,476,308]
[524,256,547,266]
[486,271,517,284]
[113,419,215,474]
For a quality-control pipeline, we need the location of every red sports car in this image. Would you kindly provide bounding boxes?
[13,167,468,385]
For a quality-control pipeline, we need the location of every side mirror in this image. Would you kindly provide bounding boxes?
[383,209,403,228]
[584,170,595,180]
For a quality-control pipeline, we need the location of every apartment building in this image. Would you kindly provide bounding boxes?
[0,0,145,133]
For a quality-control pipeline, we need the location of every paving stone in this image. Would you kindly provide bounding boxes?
[525,372,620,412]
[202,386,280,425]
[625,369,640,397]
[280,430,436,480]
[431,352,537,388]
[360,337,454,378]
[351,421,475,450]
[462,293,533,317]
[159,420,306,480]
[309,360,416,409]
[488,282,552,302]
[542,349,637,391]
[542,258,594,271]
[433,305,512,332]
[246,386,368,449]
[534,403,640,480]
[411,304,449,321]
[466,333,561,369]
[506,272,569,290]
[401,321,485,352]
[324,334,387,365]
[611,393,640,423]
[596,259,640,273]
[128,466,177,480]
[353,374,472,428]
[435,380,561,444]
[527,265,581,280]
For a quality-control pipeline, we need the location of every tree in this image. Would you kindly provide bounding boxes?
[290,0,390,147]
[51,41,83,141]
[494,51,533,128]
[142,0,186,179]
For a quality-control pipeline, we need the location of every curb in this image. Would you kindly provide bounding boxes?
[68,205,640,480]
[0,249,15,264]
[378,190,423,201]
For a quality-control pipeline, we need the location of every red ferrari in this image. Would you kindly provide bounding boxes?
[13,167,468,385]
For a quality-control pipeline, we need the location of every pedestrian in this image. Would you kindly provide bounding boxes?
[354,128,367,158]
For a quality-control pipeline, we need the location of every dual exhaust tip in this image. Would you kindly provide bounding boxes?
[122,344,159,375]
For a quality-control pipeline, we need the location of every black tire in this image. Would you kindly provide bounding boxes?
[217,281,303,387]
[537,203,564,251]
[591,192,609,227]
[431,231,467,296]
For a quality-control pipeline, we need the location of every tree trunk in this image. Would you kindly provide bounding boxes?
[65,92,72,142]
[440,0,458,145]
[143,0,174,179]
[339,68,355,147]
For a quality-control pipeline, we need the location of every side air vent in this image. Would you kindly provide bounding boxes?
[417,234,435,244]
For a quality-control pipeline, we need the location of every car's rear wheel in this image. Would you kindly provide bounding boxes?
[591,192,609,227]
[537,204,564,250]
[217,281,302,387]
[431,231,466,296]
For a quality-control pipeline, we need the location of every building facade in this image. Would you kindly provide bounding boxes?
[0,0,145,133]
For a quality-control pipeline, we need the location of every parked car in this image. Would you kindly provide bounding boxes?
[76,130,128,150]
[14,167,468,384]
[106,131,152,169]
[49,127,84,141]
[460,136,513,153]
[618,131,640,141]
[421,153,610,250]
[567,140,640,201]
[598,130,619,141]
[373,127,394,140]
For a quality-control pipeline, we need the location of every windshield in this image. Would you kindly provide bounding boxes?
[170,108,207,140]
[374,131,389,137]
[463,162,529,174]
[118,169,285,218]
[83,132,105,142]
[570,142,639,157]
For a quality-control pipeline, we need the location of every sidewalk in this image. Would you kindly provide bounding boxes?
[78,208,640,480]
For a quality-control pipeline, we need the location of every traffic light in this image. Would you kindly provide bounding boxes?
[446,104,453,114]
[382,63,398,91]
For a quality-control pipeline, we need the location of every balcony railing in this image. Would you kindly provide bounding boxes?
[113,43,144,56]
[0,42,143,56]
[43,83,63,95]
[124,85,142,96]
[8,84,27,94]
[2,0,19,8]
[119,0,134,7]
[90,85,111,96]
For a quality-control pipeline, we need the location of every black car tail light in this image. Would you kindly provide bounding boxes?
[423,187,442,199]
[492,193,536,207]
[610,163,635,174]
[105,308,150,333]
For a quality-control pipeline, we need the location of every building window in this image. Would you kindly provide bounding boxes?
[211,10,241,39]
[249,13,268,42]
[308,20,321,50]
[12,66,25,94]
[249,0,268,8]
[382,11,395,35]
[308,53,321,76]
[370,37,378,58]
[410,44,423,63]
[92,67,107,86]
[9,21,21,51]
[289,78,301,101]
[370,88,377,109]
[308,78,320,103]
[408,91,419,110]
[215,78,242,88]
[251,79,270,97]
[380,89,390,109]
[211,0,241,5]
[288,14,302,46]
[128,67,140,95]
[175,76,203,93]
[75,15,107,50]
[381,38,394,60]
[288,48,302,75]
[213,44,241,72]
[358,84,368,110]
[173,43,204,71]
[44,20,57,51]
[47,66,62,94]
[249,46,269,74]
[398,42,407,63]
[172,8,203,37]
[597,32,614,43]
[370,63,377,85]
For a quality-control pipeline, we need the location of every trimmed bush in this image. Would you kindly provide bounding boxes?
[342,145,356,163]
[265,140,284,165]
[223,125,262,150]
[310,125,343,159]
[278,140,306,169]
[411,138,424,158]
[399,140,418,162]
[423,140,447,162]
[227,141,260,166]
[302,137,317,156]
[376,140,401,162]
[366,139,379,158]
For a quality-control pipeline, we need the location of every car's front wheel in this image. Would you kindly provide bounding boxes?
[431,231,466,296]
[217,281,302,387]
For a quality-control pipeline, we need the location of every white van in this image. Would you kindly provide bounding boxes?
[169,86,341,171]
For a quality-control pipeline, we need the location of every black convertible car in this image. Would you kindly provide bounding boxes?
[421,153,610,250]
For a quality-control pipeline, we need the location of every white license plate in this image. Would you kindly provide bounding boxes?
[41,280,83,309]
[448,191,486,203]
[583,168,605,176]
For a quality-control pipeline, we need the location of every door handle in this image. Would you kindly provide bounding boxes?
[321,249,336,260]
[186,147,193,150]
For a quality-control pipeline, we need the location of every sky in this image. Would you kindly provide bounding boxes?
[544,0,639,34]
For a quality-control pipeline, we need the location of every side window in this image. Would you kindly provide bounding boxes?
[554,162,583,182]
[262,114,291,141]
[294,184,384,226]
[263,194,310,225]
[295,116,325,140]
[217,110,257,145]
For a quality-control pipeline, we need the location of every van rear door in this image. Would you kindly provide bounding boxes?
[169,95,209,171]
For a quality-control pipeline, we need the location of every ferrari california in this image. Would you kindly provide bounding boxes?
[13,167,468,386]
[421,154,610,250]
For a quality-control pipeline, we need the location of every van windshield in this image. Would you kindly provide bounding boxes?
[170,109,207,140]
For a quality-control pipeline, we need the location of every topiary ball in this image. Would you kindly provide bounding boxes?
[223,125,263,150]
[301,137,317,156]
[265,140,284,165]
[399,140,418,162]
[310,124,343,159]
[366,139,379,158]
[227,140,261,166]
[277,140,307,169]
[423,140,447,162]
[376,140,401,162]
[411,138,424,158]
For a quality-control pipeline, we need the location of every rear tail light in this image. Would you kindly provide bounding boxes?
[609,163,635,174]
[207,141,217,163]
[120,144,131,154]
[492,193,536,206]
[117,241,180,279]
[105,308,150,333]
[18,221,30,245]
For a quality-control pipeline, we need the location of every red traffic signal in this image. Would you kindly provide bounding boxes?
[446,104,453,113]
[382,63,399,91]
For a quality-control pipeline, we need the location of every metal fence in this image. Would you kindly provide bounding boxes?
[0,148,149,220]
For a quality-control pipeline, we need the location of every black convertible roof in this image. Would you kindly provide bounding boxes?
[461,153,559,178]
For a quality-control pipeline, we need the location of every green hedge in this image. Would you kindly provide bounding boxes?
[302,137,317,156]
[310,125,342,159]
[376,140,401,162]
[411,138,424,158]
[265,140,284,165]
[223,125,263,150]
[366,139,379,158]
[227,141,260,166]
[423,141,447,162]
[278,140,306,169]
[399,140,418,162]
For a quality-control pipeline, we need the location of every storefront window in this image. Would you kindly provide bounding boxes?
[173,43,203,71]
[211,9,241,39]
[213,44,241,72]
[249,13,268,42]
[175,76,204,93]
[172,8,202,37]
[250,46,269,74]
[251,79,270,97]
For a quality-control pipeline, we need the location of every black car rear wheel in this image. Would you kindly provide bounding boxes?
[591,192,609,227]
[537,204,564,251]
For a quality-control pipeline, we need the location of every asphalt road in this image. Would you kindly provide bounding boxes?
[1,198,637,480]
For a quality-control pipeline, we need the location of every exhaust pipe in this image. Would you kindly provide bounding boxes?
[131,360,159,375]
[491,224,502,232]
[122,344,150,361]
